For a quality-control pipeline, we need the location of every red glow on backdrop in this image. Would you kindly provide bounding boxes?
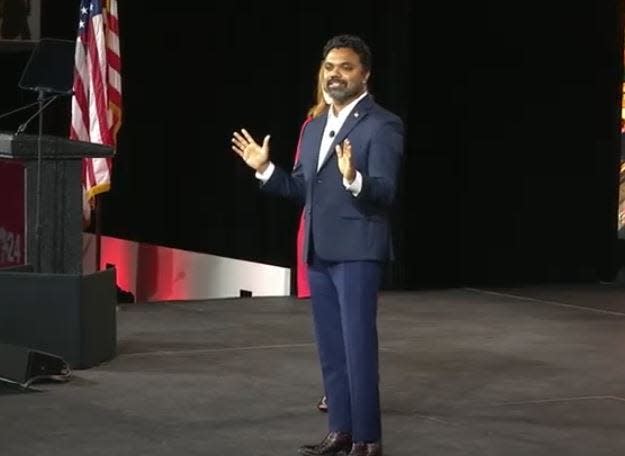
[100,238,176,302]
[88,234,291,302]
[135,243,174,302]
[99,236,137,295]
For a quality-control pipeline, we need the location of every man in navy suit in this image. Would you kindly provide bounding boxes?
[232,34,404,456]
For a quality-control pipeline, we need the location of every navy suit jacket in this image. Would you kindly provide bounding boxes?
[262,94,404,263]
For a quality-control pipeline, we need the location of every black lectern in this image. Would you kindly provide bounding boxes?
[0,133,117,368]
[0,132,113,273]
[0,39,117,369]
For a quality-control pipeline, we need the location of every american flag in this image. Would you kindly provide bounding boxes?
[70,0,122,200]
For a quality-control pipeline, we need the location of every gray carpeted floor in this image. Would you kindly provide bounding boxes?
[2,284,625,455]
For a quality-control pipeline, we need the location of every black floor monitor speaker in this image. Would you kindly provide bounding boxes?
[0,268,117,368]
[0,343,71,388]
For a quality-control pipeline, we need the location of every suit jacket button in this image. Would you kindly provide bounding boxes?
[316,178,322,183]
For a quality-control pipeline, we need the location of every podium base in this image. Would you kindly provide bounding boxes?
[0,267,117,368]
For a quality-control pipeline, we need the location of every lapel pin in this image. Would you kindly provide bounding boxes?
[354,112,360,118]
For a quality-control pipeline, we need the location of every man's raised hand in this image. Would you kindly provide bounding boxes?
[336,138,356,184]
[231,129,271,173]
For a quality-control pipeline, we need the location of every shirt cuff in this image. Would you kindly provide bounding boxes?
[343,171,362,196]
[255,162,275,182]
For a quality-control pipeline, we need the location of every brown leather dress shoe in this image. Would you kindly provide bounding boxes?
[298,432,353,455]
[347,442,382,456]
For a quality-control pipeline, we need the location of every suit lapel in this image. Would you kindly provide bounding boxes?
[303,114,326,175]
[317,95,373,172]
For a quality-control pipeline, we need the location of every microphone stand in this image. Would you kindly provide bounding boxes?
[13,89,60,272]
[35,89,44,272]
[15,93,58,134]
[0,96,55,123]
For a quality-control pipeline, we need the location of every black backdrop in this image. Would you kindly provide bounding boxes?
[1,0,623,289]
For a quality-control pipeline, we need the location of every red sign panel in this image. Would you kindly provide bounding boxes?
[0,160,25,267]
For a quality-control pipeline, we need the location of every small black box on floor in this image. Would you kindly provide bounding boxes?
[0,343,70,387]
[0,267,117,369]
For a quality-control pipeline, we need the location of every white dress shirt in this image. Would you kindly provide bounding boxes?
[256,91,368,196]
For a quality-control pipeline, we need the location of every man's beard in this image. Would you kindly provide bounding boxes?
[326,80,363,104]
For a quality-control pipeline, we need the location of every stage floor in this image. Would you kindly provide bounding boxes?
[2,284,625,455]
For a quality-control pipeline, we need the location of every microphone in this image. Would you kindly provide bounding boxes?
[329,130,335,138]
[0,96,57,123]
[15,95,59,135]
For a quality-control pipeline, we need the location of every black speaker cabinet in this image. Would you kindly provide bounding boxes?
[0,267,117,368]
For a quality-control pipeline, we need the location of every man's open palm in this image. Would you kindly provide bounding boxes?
[336,138,356,183]
[232,129,270,172]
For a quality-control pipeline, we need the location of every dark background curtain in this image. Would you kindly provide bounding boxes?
[1,0,623,289]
